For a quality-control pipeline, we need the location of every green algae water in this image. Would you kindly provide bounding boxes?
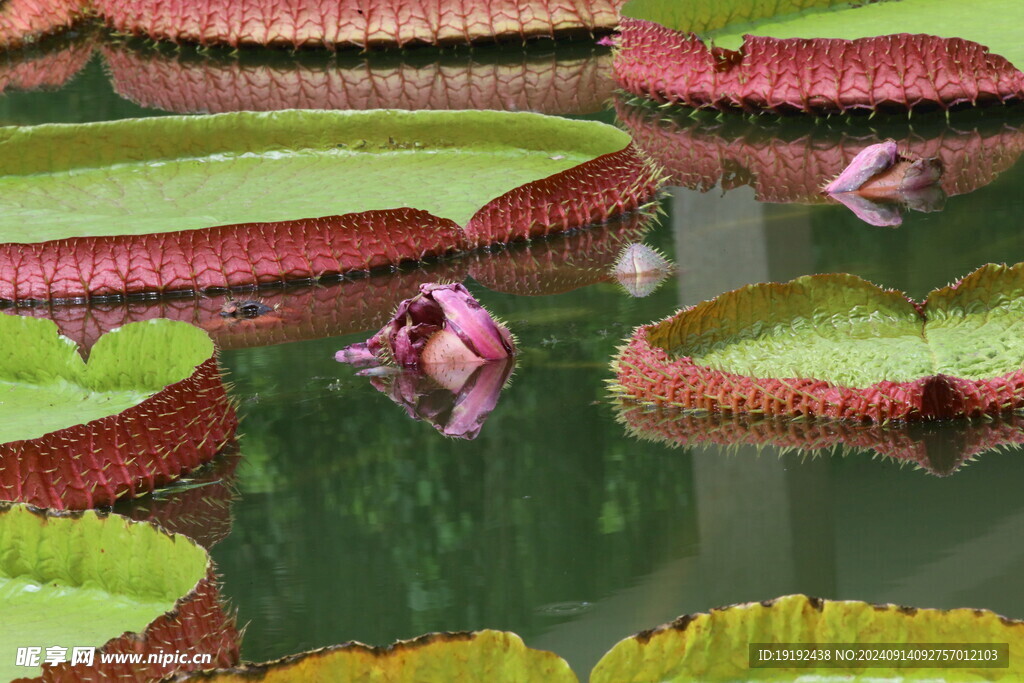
[3,35,1024,680]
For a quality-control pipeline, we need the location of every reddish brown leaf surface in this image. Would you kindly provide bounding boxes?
[0,357,237,510]
[0,0,87,49]
[616,402,1024,476]
[94,0,624,48]
[616,98,1024,202]
[615,18,1024,114]
[102,43,614,114]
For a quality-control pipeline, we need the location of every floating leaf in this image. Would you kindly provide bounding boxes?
[0,0,87,49]
[0,315,236,509]
[615,401,1024,476]
[590,594,1024,682]
[102,41,614,115]
[0,503,239,682]
[611,263,1024,422]
[616,0,1024,113]
[92,0,624,49]
[0,109,662,301]
[181,631,574,682]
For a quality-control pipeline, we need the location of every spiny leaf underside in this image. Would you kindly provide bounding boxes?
[0,357,237,509]
[0,38,94,94]
[0,0,88,49]
[614,18,1024,114]
[93,0,623,49]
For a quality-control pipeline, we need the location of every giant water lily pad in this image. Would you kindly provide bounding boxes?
[0,315,236,509]
[181,631,575,682]
[92,0,624,49]
[590,594,1024,682]
[0,503,238,682]
[0,109,661,301]
[615,0,1024,113]
[612,263,1024,422]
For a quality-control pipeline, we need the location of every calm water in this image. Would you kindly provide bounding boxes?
[6,35,1024,678]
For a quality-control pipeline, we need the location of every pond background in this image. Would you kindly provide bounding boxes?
[4,35,1024,677]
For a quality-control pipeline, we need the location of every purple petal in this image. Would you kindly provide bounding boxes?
[431,285,513,360]
[824,141,899,194]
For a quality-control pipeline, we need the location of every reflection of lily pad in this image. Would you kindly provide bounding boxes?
[612,263,1024,422]
[182,630,574,682]
[615,401,1024,476]
[0,503,238,682]
[0,316,236,509]
[0,109,661,301]
[0,35,93,94]
[615,98,1024,202]
[0,0,87,49]
[591,594,1024,682]
[102,41,614,115]
[616,0,1024,113]
[93,0,623,49]
[115,447,241,547]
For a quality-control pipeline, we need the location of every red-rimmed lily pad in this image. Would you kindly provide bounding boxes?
[0,315,237,509]
[590,594,1024,681]
[101,41,614,115]
[0,0,88,49]
[92,0,624,49]
[615,0,1024,114]
[0,503,239,682]
[615,401,1024,477]
[178,630,574,682]
[0,109,662,302]
[612,263,1024,422]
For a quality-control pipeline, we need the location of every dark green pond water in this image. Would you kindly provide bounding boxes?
[5,36,1024,678]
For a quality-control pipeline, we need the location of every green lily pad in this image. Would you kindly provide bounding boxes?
[182,630,577,682]
[622,0,1024,66]
[0,503,237,681]
[0,315,237,510]
[0,109,631,243]
[590,594,1024,681]
[612,263,1024,421]
[0,316,212,443]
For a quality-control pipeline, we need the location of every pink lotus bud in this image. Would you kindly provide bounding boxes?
[612,243,674,298]
[336,283,515,369]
